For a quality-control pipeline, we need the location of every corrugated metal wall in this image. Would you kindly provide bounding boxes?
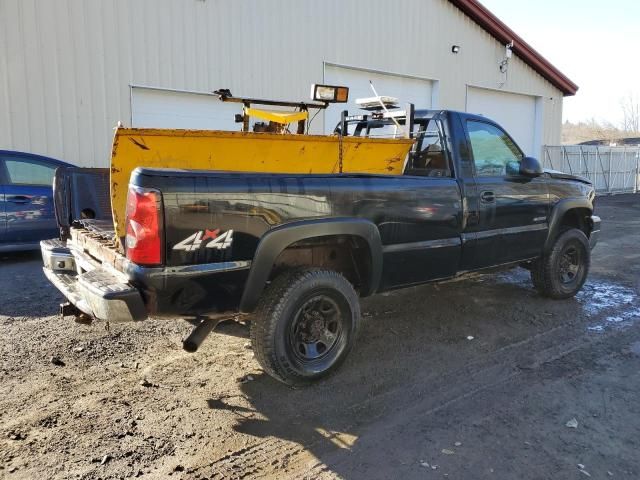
[0,0,563,167]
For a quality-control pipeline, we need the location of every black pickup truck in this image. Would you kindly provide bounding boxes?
[41,110,600,386]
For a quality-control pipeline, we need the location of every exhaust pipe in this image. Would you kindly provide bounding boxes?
[182,318,220,353]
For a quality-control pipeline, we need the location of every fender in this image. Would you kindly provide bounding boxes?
[239,217,382,313]
[544,197,593,252]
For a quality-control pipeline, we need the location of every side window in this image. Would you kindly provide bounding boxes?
[4,157,57,186]
[406,119,451,177]
[467,121,522,177]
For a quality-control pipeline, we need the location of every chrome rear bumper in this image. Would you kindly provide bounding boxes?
[41,239,147,322]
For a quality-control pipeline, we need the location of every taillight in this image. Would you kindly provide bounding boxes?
[125,186,163,265]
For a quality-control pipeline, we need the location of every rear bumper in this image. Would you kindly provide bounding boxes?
[41,239,147,322]
[590,215,601,250]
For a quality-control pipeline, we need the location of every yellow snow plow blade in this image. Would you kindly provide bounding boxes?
[110,127,414,239]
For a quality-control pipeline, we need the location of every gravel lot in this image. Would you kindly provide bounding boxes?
[1,194,639,480]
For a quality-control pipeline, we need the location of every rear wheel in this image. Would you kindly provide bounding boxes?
[250,269,360,386]
[530,228,590,299]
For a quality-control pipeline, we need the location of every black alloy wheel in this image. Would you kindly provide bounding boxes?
[530,228,590,299]
[250,269,360,386]
[558,243,583,284]
[289,294,344,363]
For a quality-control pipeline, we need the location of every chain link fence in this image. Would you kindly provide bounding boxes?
[543,145,640,195]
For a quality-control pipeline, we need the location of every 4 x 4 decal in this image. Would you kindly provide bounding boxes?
[173,229,234,252]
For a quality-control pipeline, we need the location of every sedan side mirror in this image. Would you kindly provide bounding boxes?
[520,156,543,177]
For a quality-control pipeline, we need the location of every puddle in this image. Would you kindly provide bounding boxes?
[577,280,640,333]
[448,270,638,333]
[493,273,640,333]
[587,325,605,332]
[604,307,640,324]
[577,282,636,315]
[495,270,531,286]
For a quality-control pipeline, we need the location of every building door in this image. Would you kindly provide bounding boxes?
[131,87,241,130]
[466,86,540,158]
[324,64,433,133]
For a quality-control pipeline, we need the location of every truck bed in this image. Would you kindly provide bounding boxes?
[69,223,126,272]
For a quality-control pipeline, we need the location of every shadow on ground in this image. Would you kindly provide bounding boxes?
[199,268,624,479]
[0,251,61,317]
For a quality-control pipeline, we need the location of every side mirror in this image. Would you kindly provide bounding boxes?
[520,156,543,177]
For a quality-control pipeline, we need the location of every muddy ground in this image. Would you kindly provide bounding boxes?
[1,194,639,480]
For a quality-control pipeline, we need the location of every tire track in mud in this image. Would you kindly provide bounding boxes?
[296,301,640,478]
[196,278,640,480]
[197,440,305,479]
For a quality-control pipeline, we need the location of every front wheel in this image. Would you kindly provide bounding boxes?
[250,269,360,386]
[531,228,590,299]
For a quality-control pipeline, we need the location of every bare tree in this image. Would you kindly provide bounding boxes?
[562,118,627,145]
[620,93,640,133]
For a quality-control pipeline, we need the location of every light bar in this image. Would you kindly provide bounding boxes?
[310,84,349,103]
[355,96,399,110]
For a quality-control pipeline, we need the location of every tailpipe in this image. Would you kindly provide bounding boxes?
[182,318,220,353]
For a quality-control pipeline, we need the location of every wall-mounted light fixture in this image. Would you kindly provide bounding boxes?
[451,45,461,54]
[498,40,514,88]
[499,41,514,73]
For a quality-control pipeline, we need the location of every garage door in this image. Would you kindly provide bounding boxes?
[131,87,241,130]
[324,65,433,134]
[466,87,539,156]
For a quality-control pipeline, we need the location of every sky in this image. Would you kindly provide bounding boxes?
[479,0,640,126]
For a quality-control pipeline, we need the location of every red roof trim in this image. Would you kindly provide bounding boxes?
[449,0,578,96]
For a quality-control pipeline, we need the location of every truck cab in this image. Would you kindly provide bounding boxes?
[41,104,600,387]
[337,109,598,283]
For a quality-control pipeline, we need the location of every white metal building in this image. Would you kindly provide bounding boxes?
[0,0,577,167]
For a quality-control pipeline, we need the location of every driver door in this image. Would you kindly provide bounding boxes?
[465,119,548,268]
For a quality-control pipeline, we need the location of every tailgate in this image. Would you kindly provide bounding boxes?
[54,166,111,238]
[44,165,147,322]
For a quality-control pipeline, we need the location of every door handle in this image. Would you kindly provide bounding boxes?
[480,191,495,203]
[6,195,31,204]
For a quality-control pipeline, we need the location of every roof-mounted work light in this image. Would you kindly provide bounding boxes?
[355,96,399,111]
[310,84,349,103]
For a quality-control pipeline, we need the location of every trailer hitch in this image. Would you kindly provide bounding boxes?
[60,302,93,325]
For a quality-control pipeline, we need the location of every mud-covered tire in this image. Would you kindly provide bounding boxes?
[250,269,360,387]
[530,228,590,299]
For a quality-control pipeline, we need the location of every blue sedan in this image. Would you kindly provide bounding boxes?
[0,150,72,252]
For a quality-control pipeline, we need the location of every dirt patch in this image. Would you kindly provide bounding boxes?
[1,194,639,479]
